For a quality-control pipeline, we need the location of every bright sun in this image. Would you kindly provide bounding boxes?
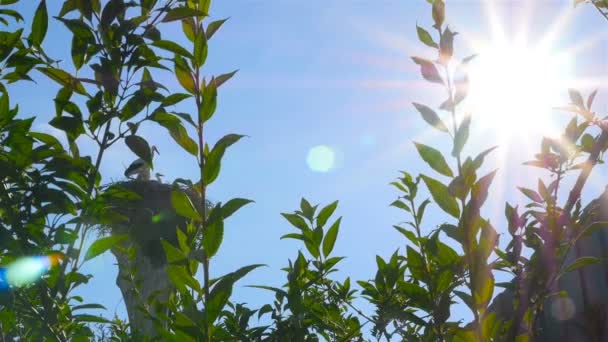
[466,42,573,140]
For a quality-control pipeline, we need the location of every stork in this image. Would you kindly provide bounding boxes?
[124,145,159,181]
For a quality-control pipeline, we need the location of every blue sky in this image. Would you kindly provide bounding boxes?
[7,0,608,325]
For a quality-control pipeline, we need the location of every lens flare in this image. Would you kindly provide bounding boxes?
[307,145,336,172]
[1,254,64,290]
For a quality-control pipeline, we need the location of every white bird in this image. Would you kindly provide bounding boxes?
[124,145,159,181]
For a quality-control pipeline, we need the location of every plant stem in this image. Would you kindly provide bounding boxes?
[193,14,211,341]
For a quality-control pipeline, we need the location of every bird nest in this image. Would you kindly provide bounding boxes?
[95,180,204,266]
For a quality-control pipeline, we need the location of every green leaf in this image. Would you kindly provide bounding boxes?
[171,190,202,221]
[390,200,411,212]
[563,256,601,274]
[74,314,111,324]
[414,142,453,177]
[152,40,193,58]
[322,217,341,257]
[280,233,305,241]
[167,265,200,294]
[473,269,494,308]
[399,282,431,310]
[49,116,84,140]
[452,114,471,157]
[193,30,208,67]
[413,103,448,133]
[37,67,87,95]
[72,303,106,311]
[162,93,192,106]
[416,25,437,48]
[206,18,228,40]
[200,79,217,122]
[125,135,152,166]
[71,36,87,70]
[100,0,124,27]
[221,198,254,220]
[121,92,150,121]
[29,0,48,46]
[56,17,94,41]
[421,175,460,218]
[203,219,223,258]
[281,213,309,231]
[203,134,244,185]
[151,111,198,156]
[317,200,338,227]
[206,264,264,323]
[162,7,207,22]
[412,56,443,84]
[84,234,128,261]
[174,55,195,94]
[161,240,188,264]
[394,226,418,244]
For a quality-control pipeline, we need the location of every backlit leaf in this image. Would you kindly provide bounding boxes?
[452,114,471,157]
[322,217,341,257]
[84,234,128,261]
[421,175,460,218]
[203,134,244,185]
[171,190,202,221]
[317,200,338,227]
[414,142,453,177]
[162,7,206,23]
[413,102,449,133]
[416,25,437,48]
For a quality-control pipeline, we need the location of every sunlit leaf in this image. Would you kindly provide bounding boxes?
[413,102,449,133]
[84,234,128,261]
[416,25,437,48]
[317,200,338,227]
[171,190,201,221]
[207,18,228,40]
[203,134,244,185]
[414,142,453,177]
[452,114,471,157]
[421,175,460,218]
[203,219,223,258]
[322,217,341,257]
[152,40,193,58]
[162,7,207,23]
[221,198,254,220]
[206,264,264,323]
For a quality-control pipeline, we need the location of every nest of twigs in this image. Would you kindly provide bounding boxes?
[96,180,203,266]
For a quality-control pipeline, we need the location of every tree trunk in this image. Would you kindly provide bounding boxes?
[111,245,173,338]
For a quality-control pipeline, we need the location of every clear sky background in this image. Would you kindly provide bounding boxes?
[6,0,608,325]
